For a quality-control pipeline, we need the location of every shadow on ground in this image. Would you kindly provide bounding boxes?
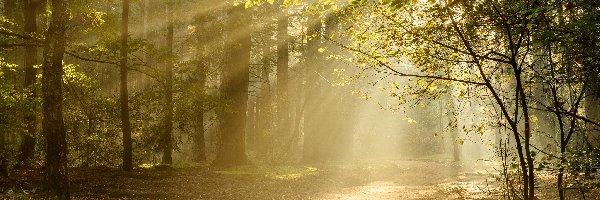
[1,159,598,199]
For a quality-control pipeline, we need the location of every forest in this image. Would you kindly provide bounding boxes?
[0,0,599,199]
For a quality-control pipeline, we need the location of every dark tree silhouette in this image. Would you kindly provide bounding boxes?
[42,0,70,198]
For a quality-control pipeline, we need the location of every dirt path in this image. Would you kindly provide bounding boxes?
[0,160,502,199]
[316,160,494,200]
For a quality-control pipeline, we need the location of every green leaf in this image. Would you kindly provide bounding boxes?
[350,0,367,6]
[380,0,410,10]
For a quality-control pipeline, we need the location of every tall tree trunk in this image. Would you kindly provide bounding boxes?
[120,0,133,171]
[192,74,207,162]
[141,0,151,88]
[213,4,251,166]
[19,0,41,167]
[301,16,324,163]
[516,72,535,200]
[161,0,174,165]
[276,7,289,145]
[43,0,69,198]
[193,24,208,162]
[193,109,206,162]
[257,42,272,159]
[143,0,149,49]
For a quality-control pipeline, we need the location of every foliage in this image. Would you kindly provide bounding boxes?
[0,58,28,137]
[328,0,600,199]
[0,55,41,166]
[62,64,123,167]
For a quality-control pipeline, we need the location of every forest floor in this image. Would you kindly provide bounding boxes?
[1,159,599,199]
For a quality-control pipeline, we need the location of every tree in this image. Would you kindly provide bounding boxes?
[190,6,213,162]
[301,14,325,163]
[42,0,70,198]
[19,0,42,167]
[161,0,174,165]
[213,4,252,166]
[191,61,208,162]
[120,0,133,171]
[275,2,290,150]
[257,31,273,159]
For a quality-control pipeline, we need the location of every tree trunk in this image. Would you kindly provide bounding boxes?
[213,4,251,166]
[42,0,69,198]
[276,7,290,146]
[257,42,272,160]
[193,111,206,162]
[193,27,208,162]
[140,0,151,88]
[192,73,207,162]
[120,0,133,171]
[19,0,41,167]
[301,16,324,163]
[517,72,535,200]
[161,0,174,165]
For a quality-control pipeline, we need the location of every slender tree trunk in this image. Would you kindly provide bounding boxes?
[446,93,460,162]
[213,4,251,166]
[161,0,174,165]
[141,0,151,87]
[257,42,272,159]
[19,0,41,167]
[193,68,207,162]
[43,0,69,198]
[143,0,149,47]
[192,72,207,162]
[276,7,290,144]
[252,99,261,156]
[557,149,565,200]
[120,0,133,171]
[287,90,305,157]
[193,27,208,162]
[516,70,535,200]
[549,49,568,200]
[193,111,206,162]
[301,16,323,163]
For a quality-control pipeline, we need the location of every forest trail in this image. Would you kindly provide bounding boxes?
[0,159,504,199]
[4,159,600,199]
[316,160,493,200]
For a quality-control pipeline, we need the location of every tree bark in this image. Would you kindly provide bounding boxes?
[193,22,208,162]
[276,7,290,145]
[515,69,535,200]
[257,42,272,159]
[301,16,324,163]
[213,4,251,166]
[193,111,206,162]
[120,0,133,171]
[161,0,174,165]
[42,0,69,198]
[19,0,41,167]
